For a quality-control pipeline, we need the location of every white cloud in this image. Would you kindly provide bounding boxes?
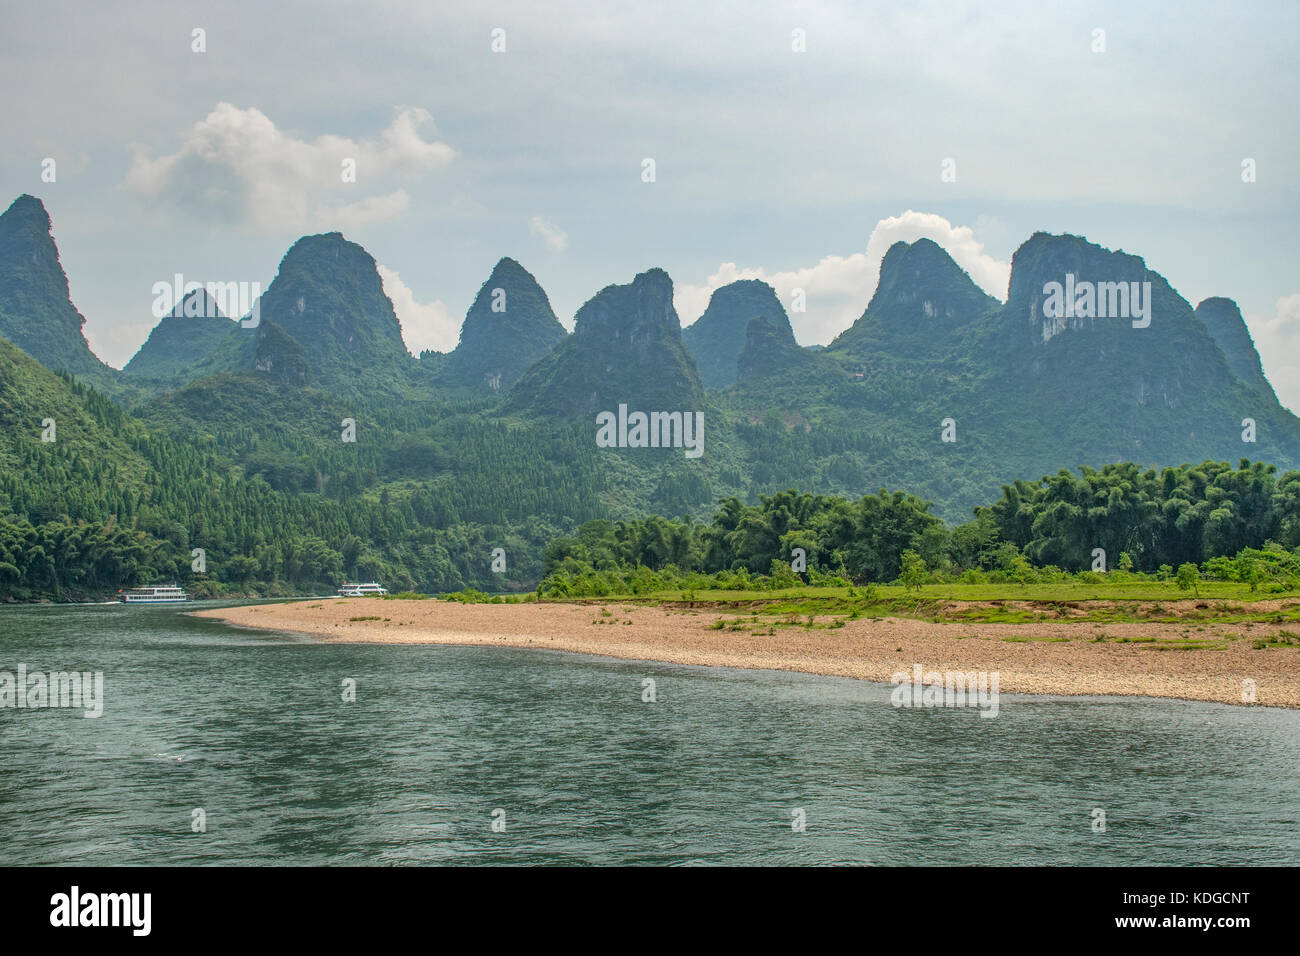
[377,265,458,356]
[126,103,453,233]
[529,215,567,252]
[675,210,1010,345]
[1250,293,1300,415]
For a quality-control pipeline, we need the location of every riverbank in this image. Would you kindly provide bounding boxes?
[190,596,1300,708]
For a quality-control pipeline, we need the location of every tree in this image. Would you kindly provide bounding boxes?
[1009,554,1036,588]
[767,558,800,590]
[225,554,260,585]
[1237,554,1262,592]
[1175,562,1200,597]
[899,550,927,591]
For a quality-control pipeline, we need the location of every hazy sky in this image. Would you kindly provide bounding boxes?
[2,1,1297,408]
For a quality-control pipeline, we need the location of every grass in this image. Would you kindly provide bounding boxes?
[420,582,1300,648]
[621,581,1300,603]
[1254,630,1300,650]
[524,582,1300,627]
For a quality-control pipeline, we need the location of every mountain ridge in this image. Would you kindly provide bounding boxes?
[2,195,1296,528]
[508,267,705,417]
[683,279,795,388]
[831,238,999,358]
[123,289,236,380]
[441,257,568,391]
[0,194,116,387]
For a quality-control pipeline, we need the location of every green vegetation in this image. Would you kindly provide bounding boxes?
[1176,562,1201,596]
[537,467,1300,598]
[683,279,797,388]
[5,334,1300,605]
[441,258,567,390]
[417,577,1300,645]
[0,338,596,600]
[0,195,117,388]
[7,195,1300,607]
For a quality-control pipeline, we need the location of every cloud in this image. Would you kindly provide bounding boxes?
[377,265,458,356]
[88,319,157,371]
[529,215,567,252]
[1249,293,1300,414]
[674,254,876,347]
[126,103,453,233]
[864,211,1011,298]
[675,210,1010,345]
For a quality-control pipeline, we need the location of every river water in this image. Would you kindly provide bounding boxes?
[1,602,1296,865]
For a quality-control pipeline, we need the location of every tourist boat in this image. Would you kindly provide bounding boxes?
[336,582,388,597]
[118,585,190,604]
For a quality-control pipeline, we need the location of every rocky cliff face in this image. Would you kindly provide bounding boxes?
[0,194,115,384]
[442,257,567,391]
[683,279,795,388]
[123,290,238,380]
[997,232,1239,409]
[508,268,704,416]
[831,238,998,358]
[736,314,813,381]
[252,232,412,390]
[1196,296,1277,404]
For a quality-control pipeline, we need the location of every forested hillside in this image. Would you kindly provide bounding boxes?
[1,344,612,599]
[3,193,1300,601]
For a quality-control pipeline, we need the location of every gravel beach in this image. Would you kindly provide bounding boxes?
[193,598,1300,709]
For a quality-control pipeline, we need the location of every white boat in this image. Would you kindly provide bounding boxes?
[119,585,190,604]
[337,582,388,597]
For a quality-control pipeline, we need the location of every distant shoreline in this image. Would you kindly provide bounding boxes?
[192,598,1300,710]
[0,592,329,607]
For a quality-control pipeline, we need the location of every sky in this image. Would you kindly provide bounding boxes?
[1,1,1297,408]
